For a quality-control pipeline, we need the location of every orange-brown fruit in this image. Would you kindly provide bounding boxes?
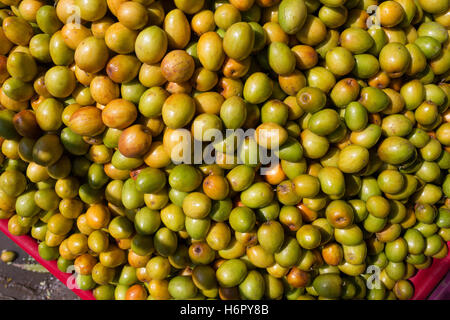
[203,175,230,200]
[160,50,195,83]
[102,99,137,129]
[118,124,153,158]
[69,106,106,137]
[264,163,287,185]
[125,284,148,300]
[74,253,97,275]
[86,204,111,230]
[286,267,311,288]
[321,242,343,266]
[13,110,42,138]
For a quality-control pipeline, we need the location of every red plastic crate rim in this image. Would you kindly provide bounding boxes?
[0,219,95,300]
[0,218,448,300]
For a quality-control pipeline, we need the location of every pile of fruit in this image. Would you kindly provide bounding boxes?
[0,0,449,300]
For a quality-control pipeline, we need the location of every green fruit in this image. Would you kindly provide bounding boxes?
[352,54,380,79]
[296,87,327,113]
[278,0,308,34]
[330,78,360,108]
[404,229,426,255]
[368,26,388,56]
[135,26,168,64]
[2,77,34,102]
[257,220,284,253]
[216,258,247,287]
[60,128,90,156]
[168,164,202,192]
[261,99,289,125]
[316,29,340,59]
[382,115,413,137]
[240,182,274,209]
[185,216,211,240]
[111,150,144,170]
[296,225,321,249]
[255,200,280,222]
[308,109,340,136]
[340,28,374,54]
[49,31,74,66]
[424,234,444,256]
[93,285,115,300]
[306,66,336,93]
[182,192,211,219]
[301,129,330,159]
[385,237,408,262]
[415,36,442,59]
[223,22,254,61]
[0,170,26,197]
[6,52,37,82]
[38,241,59,261]
[0,109,20,140]
[318,167,345,196]
[244,72,273,104]
[135,168,166,194]
[312,274,342,299]
[36,98,64,132]
[209,198,233,222]
[343,242,367,265]
[275,137,304,162]
[436,208,450,228]
[36,5,63,35]
[154,227,178,257]
[417,0,448,15]
[274,236,302,267]
[34,189,59,212]
[393,280,414,300]
[138,87,169,118]
[417,21,448,43]
[239,270,265,300]
[268,42,296,75]
[134,207,161,235]
[318,5,348,29]
[401,80,426,110]
[359,87,390,113]
[32,134,64,167]
[379,42,411,78]
[121,178,144,210]
[406,43,427,76]
[162,93,196,129]
[229,207,256,233]
[122,79,153,105]
[15,191,39,218]
[226,165,255,192]
[363,214,387,233]
[44,66,76,98]
[345,102,368,131]
[326,47,355,76]
[378,136,415,165]
[168,276,198,299]
[220,96,248,129]
[109,216,134,240]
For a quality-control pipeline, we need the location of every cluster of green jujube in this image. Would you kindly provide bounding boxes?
[0,0,449,301]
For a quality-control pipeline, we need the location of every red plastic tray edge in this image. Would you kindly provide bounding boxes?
[1,218,449,300]
[0,219,95,300]
[409,242,450,300]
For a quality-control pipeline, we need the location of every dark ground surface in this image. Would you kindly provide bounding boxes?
[0,230,448,300]
[0,231,78,300]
